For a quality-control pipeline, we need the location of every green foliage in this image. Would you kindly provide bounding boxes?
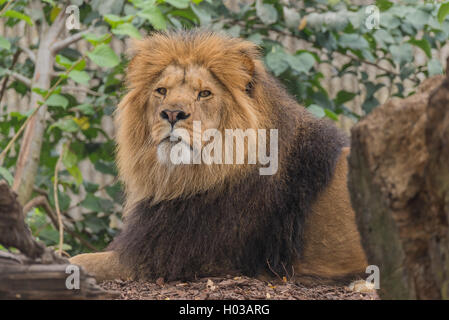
[0,0,447,255]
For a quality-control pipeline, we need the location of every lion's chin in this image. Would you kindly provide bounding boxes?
[156,140,194,166]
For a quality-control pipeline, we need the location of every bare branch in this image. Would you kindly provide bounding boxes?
[62,85,102,96]
[5,70,32,87]
[18,45,36,63]
[45,5,68,45]
[53,143,66,256]
[24,192,99,252]
[51,29,92,54]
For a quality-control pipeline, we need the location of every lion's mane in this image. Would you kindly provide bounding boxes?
[110,30,348,280]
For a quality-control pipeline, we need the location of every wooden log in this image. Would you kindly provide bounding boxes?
[0,252,118,299]
[0,181,118,299]
[348,60,449,299]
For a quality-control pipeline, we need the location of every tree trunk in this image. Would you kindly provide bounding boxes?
[12,5,66,205]
[348,61,449,299]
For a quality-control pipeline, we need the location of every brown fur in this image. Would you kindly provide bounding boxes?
[70,30,367,283]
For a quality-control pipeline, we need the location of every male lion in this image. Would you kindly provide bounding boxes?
[71,30,367,283]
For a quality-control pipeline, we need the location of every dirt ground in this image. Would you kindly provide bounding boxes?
[100,275,379,300]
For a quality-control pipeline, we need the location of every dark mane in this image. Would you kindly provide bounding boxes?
[109,74,348,280]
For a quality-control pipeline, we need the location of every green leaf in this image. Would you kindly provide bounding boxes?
[111,22,142,39]
[56,55,86,71]
[324,108,339,121]
[438,2,449,24]
[307,104,326,118]
[67,165,83,186]
[376,0,393,11]
[137,6,166,30]
[408,38,431,58]
[265,50,288,76]
[339,33,369,50]
[285,52,316,74]
[390,43,413,65]
[283,7,300,29]
[104,14,133,28]
[0,167,13,186]
[46,94,69,109]
[49,119,79,132]
[0,36,11,50]
[87,44,120,68]
[428,59,443,76]
[405,9,430,30]
[83,33,112,46]
[165,0,190,9]
[81,194,103,212]
[2,10,33,25]
[68,70,91,85]
[255,0,278,25]
[335,90,357,105]
[63,149,78,168]
[106,183,123,202]
[74,104,95,115]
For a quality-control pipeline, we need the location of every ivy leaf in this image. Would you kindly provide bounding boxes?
[137,6,166,30]
[390,43,413,65]
[0,36,11,50]
[46,94,69,109]
[335,90,357,106]
[283,7,300,29]
[256,0,278,25]
[339,33,369,50]
[285,52,316,74]
[438,2,449,24]
[408,38,431,58]
[87,44,120,68]
[265,50,288,76]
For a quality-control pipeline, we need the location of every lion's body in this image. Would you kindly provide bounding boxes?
[70,31,367,283]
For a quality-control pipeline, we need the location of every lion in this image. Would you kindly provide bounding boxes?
[70,30,367,284]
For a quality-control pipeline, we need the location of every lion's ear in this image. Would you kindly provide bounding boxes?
[237,48,259,96]
[239,51,256,79]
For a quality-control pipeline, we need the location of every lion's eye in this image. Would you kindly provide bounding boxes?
[198,90,211,98]
[156,87,167,95]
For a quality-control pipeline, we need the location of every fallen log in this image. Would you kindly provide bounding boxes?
[0,181,118,299]
[348,59,449,299]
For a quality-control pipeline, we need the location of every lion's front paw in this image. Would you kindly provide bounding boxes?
[70,251,131,282]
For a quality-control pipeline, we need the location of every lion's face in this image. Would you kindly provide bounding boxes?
[116,31,274,207]
[148,64,229,165]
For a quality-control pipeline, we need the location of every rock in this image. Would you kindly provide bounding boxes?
[348,65,449,300]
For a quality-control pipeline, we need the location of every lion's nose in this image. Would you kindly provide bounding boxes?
[160,109,190,126]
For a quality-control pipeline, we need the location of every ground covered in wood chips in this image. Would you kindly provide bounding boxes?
[100,275,378,300]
